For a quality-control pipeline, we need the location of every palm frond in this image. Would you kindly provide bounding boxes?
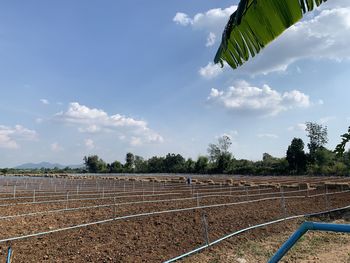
[214,0,328,69]
[334,126,350,157]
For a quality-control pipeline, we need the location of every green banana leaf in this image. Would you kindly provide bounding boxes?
[214,0,328,69]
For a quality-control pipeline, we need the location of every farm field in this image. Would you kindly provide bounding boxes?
[0,174,349,262]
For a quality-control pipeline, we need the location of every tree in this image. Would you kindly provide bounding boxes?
[214,0,328,69]
[207,135,232,162]
[109,160,123,173]
[195,156,209,174]
[334,126,350,157]
[124,152,135,172]
[134,155,148,173]
[163,153,186,173]
[207,135,233,173]
[184,158,196,173]
[305,122,328,162]
[83,155,107,173]
[286,138,307,174]
[147,156,165,173]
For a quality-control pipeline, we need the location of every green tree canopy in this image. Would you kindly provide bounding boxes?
[286,138,307,174]
[305,122,328,161]
[83,155,107,173]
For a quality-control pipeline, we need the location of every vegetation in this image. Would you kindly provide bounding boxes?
[2,121,350,176]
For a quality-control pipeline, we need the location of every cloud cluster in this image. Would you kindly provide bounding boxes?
[239,3,350,75]
[196,2,350,76]
[84,138,95,150]
[51,142,63,152]
[208,81,311,116]
[173,6,237,47]
[55,102,163,146]
[257,133,279,139]
[287,123,307,132]
[0,125,37,149]
[199,62,225,79]
[40,99,49,105]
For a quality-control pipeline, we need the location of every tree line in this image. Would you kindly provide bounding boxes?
[81,122,350,176]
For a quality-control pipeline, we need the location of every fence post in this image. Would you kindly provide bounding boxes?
[280,186,287,218]
[201,213,210,246]
[325,184,329,210]
[114,197,116,218]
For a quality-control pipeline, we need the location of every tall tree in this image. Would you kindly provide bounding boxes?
[134,155,147,173]
[305,122,328,161]
[109,160,123,173]
[208,135,232,162]
[207,135,233,173]
[124,152,135,171]
[195,156,209,174]
[164,153,185,173]
[286,138,307,174]
[83,155,107,173]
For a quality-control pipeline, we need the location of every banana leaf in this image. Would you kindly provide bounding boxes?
[214,0,328,69]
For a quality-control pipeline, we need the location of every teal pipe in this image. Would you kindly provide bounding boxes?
[6,247,12,263]
[269,222,350,263]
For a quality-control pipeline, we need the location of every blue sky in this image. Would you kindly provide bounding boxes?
[0,0,350,167]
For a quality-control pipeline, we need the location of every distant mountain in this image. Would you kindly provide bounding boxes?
[14,162,84,169]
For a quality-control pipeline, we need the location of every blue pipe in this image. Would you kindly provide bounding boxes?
[6,247,12,263]
[268,222,350,263]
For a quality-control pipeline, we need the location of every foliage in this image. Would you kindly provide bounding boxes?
[334,126,350,157]
[305,122,328,162]
[124,152,135,172]
[108,160,123,173]
[214,0,328,69]
[207,135,233,173]
[286,138,307,174]
[83,155,108,173]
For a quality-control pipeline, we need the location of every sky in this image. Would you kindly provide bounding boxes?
[0,0,350,167]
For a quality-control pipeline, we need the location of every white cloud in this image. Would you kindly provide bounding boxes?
[173,12,192,26]
[40,99,49,105]
[319,116,335,124]
[35,118,43,124]
[219,130,238,140]
[257,133,279,139]
[208,81,311,116]
[234,2,350,75]
[51,142,63,152]
[84,139,95,150]
[173,6,237,47]
[0,125,37,149]
[288,123,307,132]
[130,137,142,146]
[55,102,163,145]
[199,62,225,79]
[206,32,216,47]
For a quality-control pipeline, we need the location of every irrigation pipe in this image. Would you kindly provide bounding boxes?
[163,204,350,263]
[0,187,346,223]
[0,184,265,201]
[0,188,321,221]
[0,195,310,243]
[0,186,277,207]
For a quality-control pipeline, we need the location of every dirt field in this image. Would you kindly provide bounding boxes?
[0,174,348,262]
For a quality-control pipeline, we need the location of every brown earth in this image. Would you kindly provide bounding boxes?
[0,175,348,262]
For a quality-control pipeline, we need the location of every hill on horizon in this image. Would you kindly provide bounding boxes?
[14,162,84,169]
